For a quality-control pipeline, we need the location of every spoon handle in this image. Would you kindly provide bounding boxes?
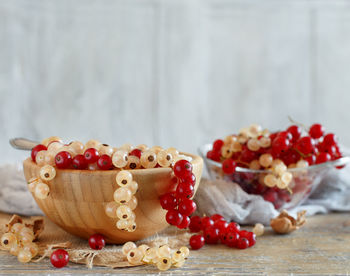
[9,138,39,151]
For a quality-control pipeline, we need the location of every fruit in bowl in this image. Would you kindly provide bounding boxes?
[22,137,203,244]
[199,123,349,210]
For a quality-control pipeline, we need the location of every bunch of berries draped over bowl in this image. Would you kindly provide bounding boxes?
[206,123,345,209]
[122,242,189,271]
[188,214,256,250]
[160,160,197,229]
[31,136,188,171]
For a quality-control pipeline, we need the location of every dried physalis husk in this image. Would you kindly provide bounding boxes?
[270,210,306,234]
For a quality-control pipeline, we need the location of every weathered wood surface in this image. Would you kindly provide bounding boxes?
[1,212,350,275]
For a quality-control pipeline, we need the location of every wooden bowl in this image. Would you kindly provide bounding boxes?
[23,153,203,244]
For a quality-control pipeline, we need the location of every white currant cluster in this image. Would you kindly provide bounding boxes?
[28,165,57,199]
[105,171,138,232]
[122,241,189,271]
[0,222,39,263]
[263,160,293,189]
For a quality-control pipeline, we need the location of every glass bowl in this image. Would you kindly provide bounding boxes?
[199,144,350,210]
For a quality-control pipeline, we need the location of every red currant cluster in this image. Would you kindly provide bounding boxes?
[188,214,256,250]
[31,137,183,171]
[207,123,344,174]
[160,160,197,229]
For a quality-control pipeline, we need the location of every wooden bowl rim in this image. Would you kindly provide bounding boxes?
[23,152,203,176]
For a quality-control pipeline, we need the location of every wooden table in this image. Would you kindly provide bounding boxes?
[1,212,350,275]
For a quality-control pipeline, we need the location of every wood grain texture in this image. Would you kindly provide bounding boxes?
[22,154,203,244]
[1,212,350,274]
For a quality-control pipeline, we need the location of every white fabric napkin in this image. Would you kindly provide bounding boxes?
[1,163,350,225]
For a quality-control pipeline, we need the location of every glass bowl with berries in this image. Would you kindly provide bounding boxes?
[19,137,203,243]
[199,123,349,210]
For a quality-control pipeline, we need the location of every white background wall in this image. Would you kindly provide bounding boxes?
[1,0,350,163]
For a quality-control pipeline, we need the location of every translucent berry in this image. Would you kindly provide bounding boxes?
[88,234,105,250]
[116,219,130,230]
[50,249,69,268]
[126,156,141,170]
[55,151,72,169]
[157,257,172,271]
[189,234,204,250]
[172,249,185,263]
[140,150,157,168]
[253,223,264,236]
[105,201,119,218]
[247,138,260,151]
[166,210,183,226]
[98,144,114,156]
[85,139,101,149]
[122,241,137,256]
[125,196,138,210]
[259,153,273,168]
[39,165,56,181]
[249,160,261,170]
[34,182,50,199]
[138,244,150,255]
[309,123,325,139]
[35,150,47,166]
[157,245,171,258]
[296,160,309,168]
[157,150,173,168]
[97,154,112,170]
[1,233,17,249]
[258,137,271,148]
[10,222,24,234]
[31,144,47,162]
[264,174,278,188]
[127,248,143,265]
[280,172,292,186]
[116,205,134,220]
[173,160,193,179]
[44,152,56,166]
[112,150,129,168]
[126,181,138,195]
[17,249,32,263]
[84,148,100,164]
[179,246,190,258]
[23,242,39,258]
[72,154,88,169]
[221,145,233,159]
[113,187,132,204]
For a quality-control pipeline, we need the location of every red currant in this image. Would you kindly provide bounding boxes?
[287,125,302,142]
[296,137,314,155]
[189,234,205,250]
[55,151,72,169]
[178,215,190,229]
[278,131,293,141]
[72,154,88,169]
[316,152,331,164]
[222,159,236,174]
[189,216,202,233]
[97,154,112,170]
[272,136,290,154]
[226,222,240,233]
[179,173,196,187]
[239,230,256,247]
[178,199,197,216]
[176,182,194,199]
[173,160,193,179]
[304,154,316,165]
[224,231,239,247]
[129,149,142,158]
[84,148,100,163]
[323,133,337,146]
[213,220,228,233]
[166,210,183,226]
[159,193,177,210]
[309,123,325,139]
[50,249,69,268]
[203,226,219,244]
[213,139,224,152]
[31,144,47,162]
[88,233,105,250]
[206,150,221,162]
[263,189,278,204]
[240,147,257,163]
[201,217,214,230]
[236,237,249,249]
[211,214,224,222]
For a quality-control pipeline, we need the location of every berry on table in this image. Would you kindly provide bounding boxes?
[236,237,249,249]
[201,217,214,230]
[88,234,105,250]
[189,234,205,250]
[189,216,202,232]
[178,215,190,229]
[50,249,69,268]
